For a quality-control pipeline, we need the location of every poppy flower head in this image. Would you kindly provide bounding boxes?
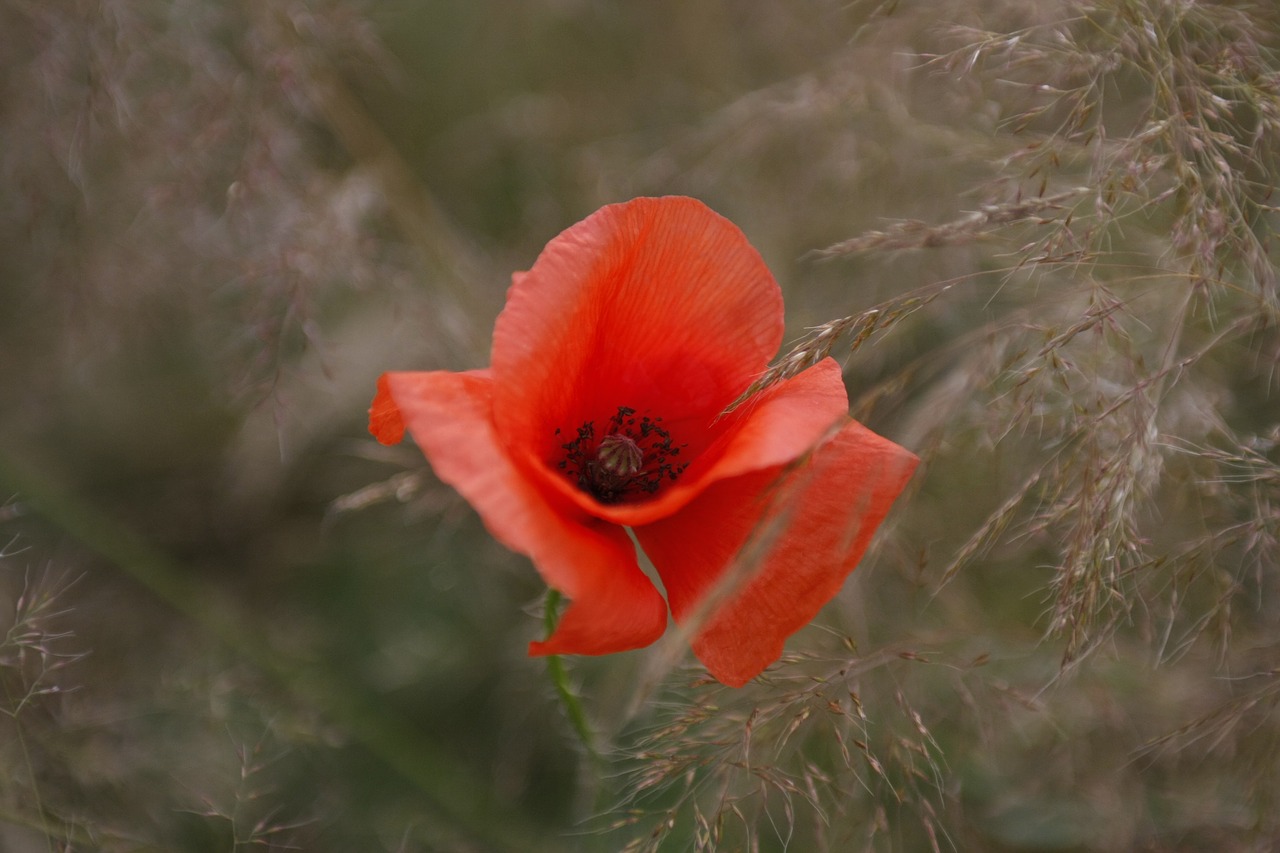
[370,196,918,686]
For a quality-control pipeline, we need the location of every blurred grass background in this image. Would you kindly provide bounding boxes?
[1,0,1278,850]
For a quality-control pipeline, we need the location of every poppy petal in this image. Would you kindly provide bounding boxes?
[369,373,406,445]
[489,196,785,470]
[535,357,852,528]
[382,370,668,655]
[634,420,919,687]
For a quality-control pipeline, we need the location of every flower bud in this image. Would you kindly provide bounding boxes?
[595,434,643,478]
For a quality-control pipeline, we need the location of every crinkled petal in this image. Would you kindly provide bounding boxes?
[381,370,667,655]
[634,420,919,687]
[531,358,852,528]
[490,196,785,470]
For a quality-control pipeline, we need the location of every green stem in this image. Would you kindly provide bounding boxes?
[542,589,596,757]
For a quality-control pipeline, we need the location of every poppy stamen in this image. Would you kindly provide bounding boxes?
[556,406,689,503]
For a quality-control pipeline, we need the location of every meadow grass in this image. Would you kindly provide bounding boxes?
[1,0,1277,850]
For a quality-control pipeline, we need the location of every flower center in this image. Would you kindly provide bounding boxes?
[555,406,689,504]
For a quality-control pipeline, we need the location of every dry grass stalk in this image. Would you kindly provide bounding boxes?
[812,188,1089,257]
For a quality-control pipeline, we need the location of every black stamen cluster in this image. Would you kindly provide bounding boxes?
[555,406,689,503]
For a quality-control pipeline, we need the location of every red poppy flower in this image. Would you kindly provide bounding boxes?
[370,196,917,687]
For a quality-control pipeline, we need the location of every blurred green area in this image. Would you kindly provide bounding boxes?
[1,0,1278,851]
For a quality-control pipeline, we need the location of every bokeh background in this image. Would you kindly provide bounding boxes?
[2,0,1278,850]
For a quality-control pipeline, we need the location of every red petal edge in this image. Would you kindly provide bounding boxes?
[635,419,919,687]
[369,373,406,445]
[381,370,668,656]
